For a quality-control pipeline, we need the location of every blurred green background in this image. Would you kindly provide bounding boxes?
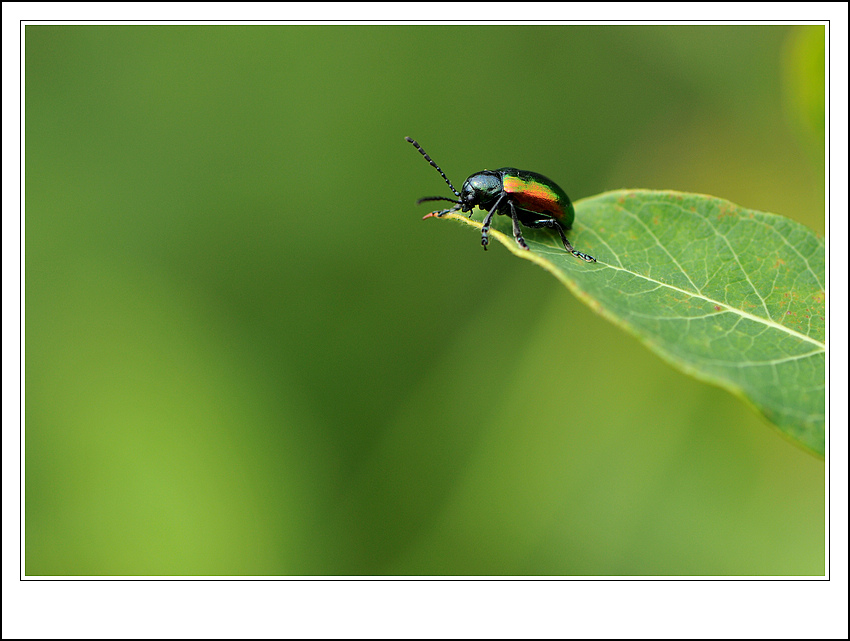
[26,25,825,575]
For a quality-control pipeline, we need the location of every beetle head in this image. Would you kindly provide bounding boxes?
[460,172,502,212]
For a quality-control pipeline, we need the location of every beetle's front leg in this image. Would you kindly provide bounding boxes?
[480,194,505,250]
[479,209,497,250]
[421,204,461,220]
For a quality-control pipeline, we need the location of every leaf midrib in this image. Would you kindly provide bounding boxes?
[436,210,825,352]
[601,261,825,350]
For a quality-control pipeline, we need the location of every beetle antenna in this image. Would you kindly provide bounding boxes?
[416,196,461,206]
[405,137,461,198]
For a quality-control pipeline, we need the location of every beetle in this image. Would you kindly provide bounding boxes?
[405,136,595,262]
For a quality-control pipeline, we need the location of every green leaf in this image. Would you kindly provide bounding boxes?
[431,190,826,457]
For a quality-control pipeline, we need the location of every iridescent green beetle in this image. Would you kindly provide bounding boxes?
[405,137,595,262]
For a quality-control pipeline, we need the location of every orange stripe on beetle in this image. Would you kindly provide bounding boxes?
[502,174,567,219]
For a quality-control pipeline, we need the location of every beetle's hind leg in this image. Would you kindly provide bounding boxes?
[524,216,596,262]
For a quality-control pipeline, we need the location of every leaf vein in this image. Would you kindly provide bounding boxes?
[621,204,703,295]
[600,262,824,349]
[698,207,773,320]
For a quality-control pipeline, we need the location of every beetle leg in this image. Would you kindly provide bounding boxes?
[480,209,496,250]
[507,200,530,250]
[421,204,461,220]
[479,194,504,251]
[525,217,596,262]
[435,204,461,218]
